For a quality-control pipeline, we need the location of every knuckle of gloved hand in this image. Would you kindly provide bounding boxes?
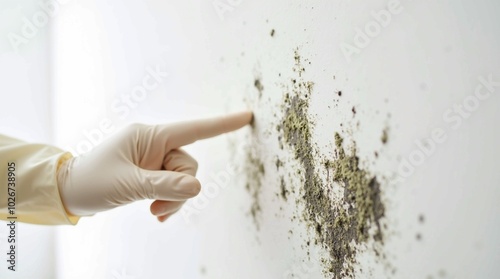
[186,177,202,196]
[143,180,158,200]
[124,123,146,135]
[190,158,199,172]
[181,151,198,172]
[120,123,148,143]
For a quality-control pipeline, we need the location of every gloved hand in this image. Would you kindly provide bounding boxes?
[57,111,253,222]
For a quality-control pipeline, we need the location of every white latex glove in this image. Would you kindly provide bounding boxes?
[57,111,253,222]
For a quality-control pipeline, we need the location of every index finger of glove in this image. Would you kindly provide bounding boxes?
[159,111,253,151]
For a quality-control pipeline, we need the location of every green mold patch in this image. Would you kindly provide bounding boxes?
[242,50,389,278]
[278,52,386,278]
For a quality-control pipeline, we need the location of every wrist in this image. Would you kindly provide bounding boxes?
[56,154,79,217]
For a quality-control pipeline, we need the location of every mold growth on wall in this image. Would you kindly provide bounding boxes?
[242,49,391,278]
[245,147,266,230]
[277,51,389,278]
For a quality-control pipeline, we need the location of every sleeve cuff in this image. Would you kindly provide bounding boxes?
[55,152,81,225]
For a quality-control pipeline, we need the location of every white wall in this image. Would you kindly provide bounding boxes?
[3,0,500,278]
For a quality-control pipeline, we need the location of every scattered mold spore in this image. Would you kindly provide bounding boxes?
[381,128,389,144]
[254,79,264,98]
[419,214,425,224]
[245,148,265,229]
[280,177,288,201]
[416,233,422,241]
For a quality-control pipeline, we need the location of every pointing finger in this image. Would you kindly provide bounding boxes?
[162,111,253,150]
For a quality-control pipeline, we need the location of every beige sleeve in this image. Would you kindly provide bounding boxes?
[0,134,80,225]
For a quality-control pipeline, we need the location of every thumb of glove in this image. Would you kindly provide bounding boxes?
[58,157,202,216]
